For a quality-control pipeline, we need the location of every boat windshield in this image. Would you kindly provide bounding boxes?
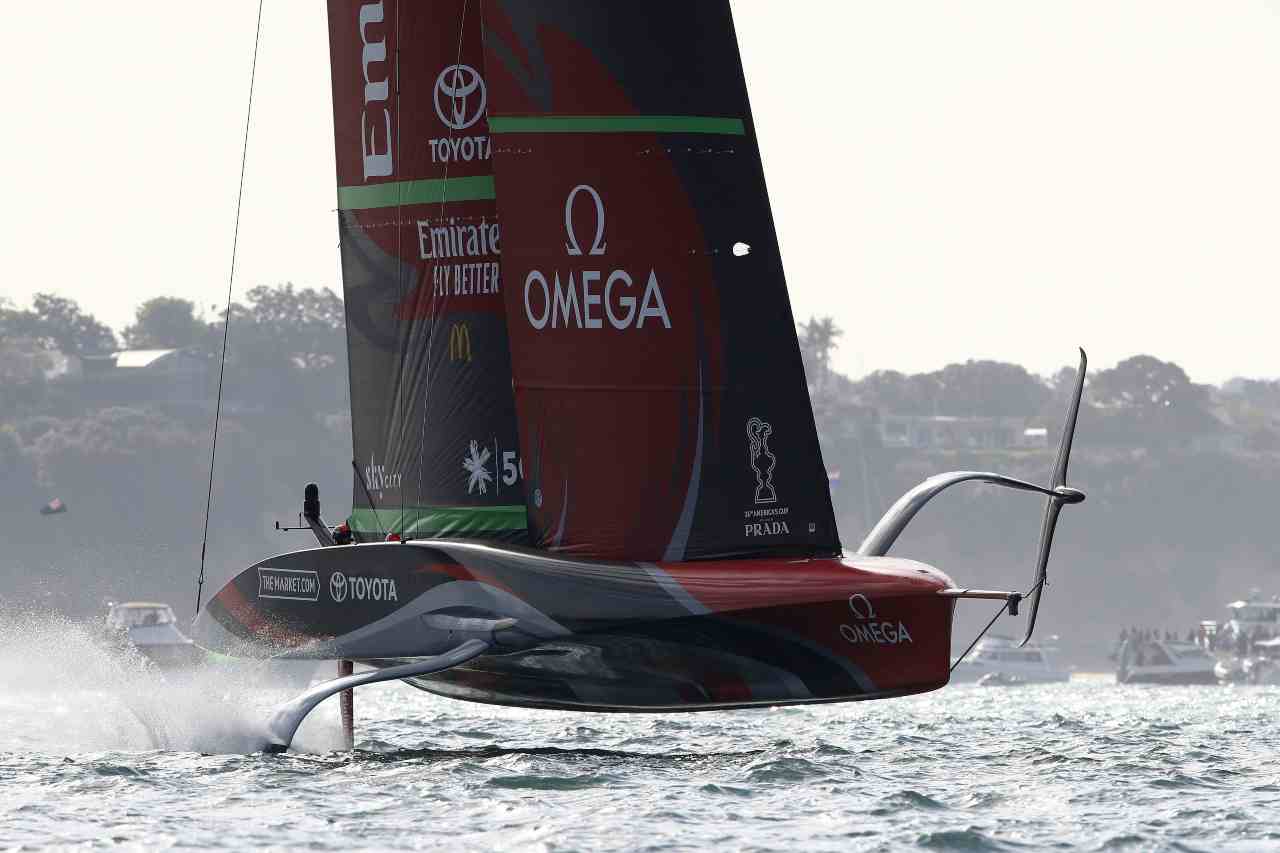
[977,649,1044,664]
[110,606,176,629]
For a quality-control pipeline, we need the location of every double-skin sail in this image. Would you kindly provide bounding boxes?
[482,0,841,560]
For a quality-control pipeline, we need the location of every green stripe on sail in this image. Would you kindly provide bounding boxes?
[488,115,746,136]
[348,505,526,536]
[337,175,496,211]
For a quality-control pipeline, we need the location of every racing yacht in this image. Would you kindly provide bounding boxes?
[193,0,1086,751]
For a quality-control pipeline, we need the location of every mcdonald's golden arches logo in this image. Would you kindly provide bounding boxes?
[448,322,472,362]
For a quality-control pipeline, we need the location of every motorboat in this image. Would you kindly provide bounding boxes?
[103,602,204,671]
[1116,637,1216,685]
[1215,636,1280,685]
[977,672,1028,687]
[950,635,1070,684]
[1193,595,1280,683]
[1242,637,1280,685]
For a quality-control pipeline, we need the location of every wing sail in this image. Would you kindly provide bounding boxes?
[326,0,526,541]
[481,0,841,561]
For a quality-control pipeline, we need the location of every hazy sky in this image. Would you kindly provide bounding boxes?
[3,2,1278,383]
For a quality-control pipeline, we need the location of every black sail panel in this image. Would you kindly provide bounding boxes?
[327,0,526,541]
[482,1,841,560]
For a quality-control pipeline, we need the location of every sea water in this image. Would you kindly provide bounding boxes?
[2,613,1278,851]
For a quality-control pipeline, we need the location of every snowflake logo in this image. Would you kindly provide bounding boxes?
[463,440,493,495]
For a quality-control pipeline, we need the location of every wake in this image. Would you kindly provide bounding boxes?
[0,609,342,754]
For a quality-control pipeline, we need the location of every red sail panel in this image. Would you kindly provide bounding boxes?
[327,0,526,541]
[482,1,841,561]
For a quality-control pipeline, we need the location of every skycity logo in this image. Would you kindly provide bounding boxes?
[839,594,913,646]
[357,2,393,179]
[429,64,492,164]
[364,453,402,498]
[523,184,671,331]
[448,323,473,362]
[329,571,398,604]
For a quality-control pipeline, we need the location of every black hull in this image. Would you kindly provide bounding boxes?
[195,541,956,712]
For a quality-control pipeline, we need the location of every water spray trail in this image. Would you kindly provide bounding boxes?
[0,609,341,755]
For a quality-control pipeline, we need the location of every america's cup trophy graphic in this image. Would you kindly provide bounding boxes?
[747,417,778,504]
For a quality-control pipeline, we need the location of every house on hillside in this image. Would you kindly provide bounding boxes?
[878,414,1049,451]
[70,348,212,406]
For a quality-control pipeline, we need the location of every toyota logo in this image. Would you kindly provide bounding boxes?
[330,571,348,603]
[434,64,487,131]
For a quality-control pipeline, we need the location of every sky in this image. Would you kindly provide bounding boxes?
[3,1,1278,384]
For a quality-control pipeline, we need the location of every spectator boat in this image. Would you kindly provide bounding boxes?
[103,602,205,671]
[950,635,1070,684]
[1116,636,1216,685]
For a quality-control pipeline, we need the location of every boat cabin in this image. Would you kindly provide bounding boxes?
[107,602,178,632]
[1225,599,1280,640]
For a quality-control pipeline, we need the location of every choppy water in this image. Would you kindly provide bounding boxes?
[2,615,1279,851]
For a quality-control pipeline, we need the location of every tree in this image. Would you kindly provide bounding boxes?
[5,294,118,356]
[851,370,942,415]
[798,316,843,389]
[931,360,1052,417]
[1090,355,1208,414]
[1088,354,1218,440]
[0,337,54,413]
[852,360,1050,417]
[220,284,345,370]
[123,297,205,349]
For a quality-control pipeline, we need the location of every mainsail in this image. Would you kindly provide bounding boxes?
[326,0,526,541]
[482,1,841,560]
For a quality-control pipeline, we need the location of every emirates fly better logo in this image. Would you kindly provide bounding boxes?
[434,64,486,131]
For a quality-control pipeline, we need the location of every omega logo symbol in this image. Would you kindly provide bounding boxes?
[564,184,608,256]
[433,64,487,131]
[846,594,875,621]
[330,571,348,603]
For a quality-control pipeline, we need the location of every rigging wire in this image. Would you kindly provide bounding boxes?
[413,0,472,539]
[948,577,1046,673]
[194,0,265,617]
[393,0,406,540]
